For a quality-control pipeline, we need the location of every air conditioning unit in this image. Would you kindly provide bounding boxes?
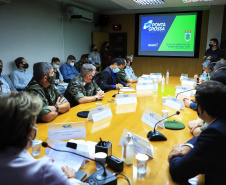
[65,6,93,23]
[0,0,10,4]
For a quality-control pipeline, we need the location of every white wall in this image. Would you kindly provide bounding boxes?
[206,5,224,48]
[0,0,100,75]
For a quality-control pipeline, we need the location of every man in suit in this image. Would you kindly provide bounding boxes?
[98,58,132,92]
[0,60,17,95]
[168,81,226,185]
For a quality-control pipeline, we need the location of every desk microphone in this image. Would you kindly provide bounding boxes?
[176,89,195,98]
[42,142,117,185]
[112,89,119,97]
[147,111,180,141]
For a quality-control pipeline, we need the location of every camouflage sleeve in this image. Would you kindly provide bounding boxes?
[93,81,101,92]
[26,89,51,120]
[53,85,68,102]
[117,70,129,83]
[68,81,85,103]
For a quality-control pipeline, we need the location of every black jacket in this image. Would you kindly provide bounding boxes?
[98,66,127,92]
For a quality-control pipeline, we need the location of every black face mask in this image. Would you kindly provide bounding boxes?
[209,44,213,49]
[93,49,97,52]
[0,68,2,74]
[23,63,29,69]
[124,65,126,69]
[47,75,56,85]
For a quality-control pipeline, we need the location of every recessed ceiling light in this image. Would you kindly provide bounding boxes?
[183,0,214,3]
[133,0,166,5]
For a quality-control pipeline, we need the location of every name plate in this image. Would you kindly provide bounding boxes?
[181,78,196,87]
[175,86,194,97]
[48,122,86,141]
[138,77,153,83]
[141,74,151,78]
[119,87,135,92]
[136,82,153,90]
[141,108,164,128]
[163,96,185,110]
[115,93,137,105]
[87,104,112,122]
[150,73,162,82]
[119,128,154,158]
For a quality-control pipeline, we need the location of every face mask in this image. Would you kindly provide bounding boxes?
[53,64,59,69]
[113,67,120,73]
[47,75,55,85]
[32,126,37,141]
[93,49,97,52]
[209,44,213,49]
[124,65,126,70]
[70,62,74,67]
[23,63,29,69]
[88,57,92,62]
[0,68,2,74]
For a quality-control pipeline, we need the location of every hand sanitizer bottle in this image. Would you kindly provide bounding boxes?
[122,132,134,165]
[166,70,169,79]
[162,74,165,86]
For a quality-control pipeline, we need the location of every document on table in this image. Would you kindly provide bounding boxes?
[119,87,135,92]
[87,104,112,122]
[115,93,137,105]
[47,141,85,172]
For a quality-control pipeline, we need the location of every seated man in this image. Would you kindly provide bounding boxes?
[98,58,132,92]
[65,64,104,107]
[74,54,91,73]
[184,60,214,110]
[124,55,138,80]
[117,58,138,83]
[10,57,33,91]
[25,62,70,122]
[168,81,226,184]
[0,60,17,95]
[51,57,66,95]
[60,55,78,83]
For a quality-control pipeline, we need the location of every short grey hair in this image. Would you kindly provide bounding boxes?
[203,60,214,71]
[80,64,96,77]
[33,62,53,82]
[214,60,226,72]
[126,56,132,63]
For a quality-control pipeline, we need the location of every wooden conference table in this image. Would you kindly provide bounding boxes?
[30,76,204,185]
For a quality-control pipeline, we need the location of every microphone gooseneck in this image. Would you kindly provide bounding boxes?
[176,89,194,98]
[42,142,107,176]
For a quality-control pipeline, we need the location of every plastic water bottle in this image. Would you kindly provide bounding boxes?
[162,74,165,86]
[122,132,134,165]
[166,70,169,79]
[153,79,158,91]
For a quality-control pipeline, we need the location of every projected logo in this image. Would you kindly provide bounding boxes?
[185,31,191,41]
[143,20,166,32]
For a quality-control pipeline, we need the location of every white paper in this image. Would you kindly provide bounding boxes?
[175,86,193,97]
[48,122,86,141]
[167,95,185,110]
[47,142,84,172]
[164,99,181,111]
[136,83,153,90]
[181,78,196,88]
[141,108,164,129]
[87,104,112,122]
[115,93,137,105]
[138,77,153,83]
[119,128,154,158]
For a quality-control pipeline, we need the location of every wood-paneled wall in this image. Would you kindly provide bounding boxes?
[100,11,210,77]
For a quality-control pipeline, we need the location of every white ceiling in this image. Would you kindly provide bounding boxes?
[68,0,226,14]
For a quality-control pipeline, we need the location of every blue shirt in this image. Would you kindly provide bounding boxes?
[60,62,79,80]
[10,69,33,90]
[0,75,11,93]
[125,66,138,79]
[109,66,116,89]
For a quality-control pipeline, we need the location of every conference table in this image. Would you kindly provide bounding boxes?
[30,76,205,185]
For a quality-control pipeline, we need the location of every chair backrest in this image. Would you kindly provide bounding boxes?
[94,72,101,85]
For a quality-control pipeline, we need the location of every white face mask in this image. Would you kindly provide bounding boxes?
[70,62,74,67]
[53,64,59,69]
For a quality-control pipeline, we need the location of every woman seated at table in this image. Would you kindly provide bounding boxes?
[0,92,88,185]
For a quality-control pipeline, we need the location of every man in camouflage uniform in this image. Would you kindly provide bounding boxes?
[65,64,104,107]
[25,62,70,122]
[74,54,92,73]
[117,58,138,83]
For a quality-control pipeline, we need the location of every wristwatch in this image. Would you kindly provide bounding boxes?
[94,95,98,101]
[181,143,194,149]
[54,104,59,112]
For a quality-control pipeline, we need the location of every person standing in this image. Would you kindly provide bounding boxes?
[90,44,101,71]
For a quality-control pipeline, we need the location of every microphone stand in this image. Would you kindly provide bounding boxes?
[176,89,194,98]
[147,112,180,141]
[42,143,117,185]
[112,88,120,97]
